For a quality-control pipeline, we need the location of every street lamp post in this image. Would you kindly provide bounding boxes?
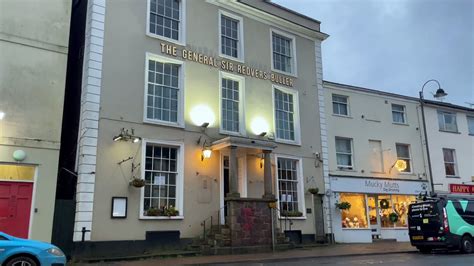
[419,79,447,195]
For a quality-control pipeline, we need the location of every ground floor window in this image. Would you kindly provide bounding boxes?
[340,193,368,228]
[277,157,303,217]
[339,193,416,229]
[142,141,183,217]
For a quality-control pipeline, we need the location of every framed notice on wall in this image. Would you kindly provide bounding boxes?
[111,197,127,218]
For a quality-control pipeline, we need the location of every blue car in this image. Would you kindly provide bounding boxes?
[0,232,66,266]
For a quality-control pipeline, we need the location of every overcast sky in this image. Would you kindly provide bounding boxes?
[274,0,473,107]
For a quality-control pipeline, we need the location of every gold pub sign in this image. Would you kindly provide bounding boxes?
[160,43,294,87]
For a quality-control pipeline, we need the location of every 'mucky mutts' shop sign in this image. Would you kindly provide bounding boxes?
[160,43,294,87]
[330,176,429,195]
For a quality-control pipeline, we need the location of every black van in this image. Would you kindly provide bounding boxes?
[408,197,474,253]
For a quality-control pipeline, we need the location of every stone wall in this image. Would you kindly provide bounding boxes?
[226,198,276,246]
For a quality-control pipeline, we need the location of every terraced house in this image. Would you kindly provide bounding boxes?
[72,0,329,256]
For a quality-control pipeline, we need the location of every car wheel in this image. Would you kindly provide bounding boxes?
[417,247,432,254]
[461,235,473,253]
[5,256,38,266]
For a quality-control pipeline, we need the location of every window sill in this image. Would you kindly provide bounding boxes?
[140,215,184,220]
[392,122,409,126]
[332,114,352,119]
[219,129,246,137]
[143,119,185,129]
[278,216,307,220]
[271,67,298,78]
[380,227,408,230]
[274,138,301,146]
[336,168,356,172]
[398,172,415,176]
[370,171,386,174]
[219,53,245,64]
[342,228,371,230]
[469,134,474,136]
[439,129,461,134]
[445,175,460,179]
[146,32,185,47]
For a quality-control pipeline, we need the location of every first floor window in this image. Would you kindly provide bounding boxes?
[335,137,353,169]
[221,78,240,133]
[146,58,180,123]
[221,15,239,58]
[340,193,368,228]
[274,88,296,141]
[143,143,179,216]
[395,144,411,173]
[277,158,301,216]
[272,32,293,73]
[443,148,457,176]
[467,116,474,135]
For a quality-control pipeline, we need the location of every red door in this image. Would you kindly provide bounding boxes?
[0,181,33,238]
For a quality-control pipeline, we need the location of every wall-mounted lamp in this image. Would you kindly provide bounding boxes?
[259,132,267,137]
[202,146,212,161]
[389,159,407,173]
[113,128,141,143]
[201,122,209,128]
[260,155,264,169]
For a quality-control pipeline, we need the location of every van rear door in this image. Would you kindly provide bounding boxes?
[408,201,443,241]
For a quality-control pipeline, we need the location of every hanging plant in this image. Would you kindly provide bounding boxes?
[379,199,390,209]
[335,201,351,210]
[130,177,146,188]
[308,188,319,195]
[281,210,303,217]
[389,212,399,223]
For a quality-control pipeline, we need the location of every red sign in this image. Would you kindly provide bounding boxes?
[449,184,474,194]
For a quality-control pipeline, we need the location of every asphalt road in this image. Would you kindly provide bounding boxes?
[210,252,474,266]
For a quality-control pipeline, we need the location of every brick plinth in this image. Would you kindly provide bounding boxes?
[226,197,277,246]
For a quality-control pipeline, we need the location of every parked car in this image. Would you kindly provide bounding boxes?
[0,232,66,266]
[408,197,474,253]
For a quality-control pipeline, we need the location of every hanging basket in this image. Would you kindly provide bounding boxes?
[308,188,319,195]
[335,201,351,210]
[130,178,146,188]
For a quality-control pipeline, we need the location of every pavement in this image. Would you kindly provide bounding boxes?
[74,242,418,265]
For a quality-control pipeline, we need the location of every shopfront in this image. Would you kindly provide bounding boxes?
[330,176,429,243]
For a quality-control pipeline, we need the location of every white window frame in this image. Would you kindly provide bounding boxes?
[270,28,297,77]
[391,104,407,124]
[272,85,301,145]
[219,71,246,136]
[218,10,244,63]
[139,139,185,220]
[332,94,350,116]
[274,154,306,220]
[437,110,458,132]
[395,143,413,174]
[442,148,458,177]
[335,137,354,170]
[144,52,185,128]
[146,0,187,46]
[467,116,474,135]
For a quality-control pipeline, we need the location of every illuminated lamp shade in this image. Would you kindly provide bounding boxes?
[201,147,212,161]
[395,159,407,172]
[250,117,269,136]
[0,111,5,120]
[190,105,215,127]
[13,150,27,162]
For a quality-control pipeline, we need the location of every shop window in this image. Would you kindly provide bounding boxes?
[392,195,416,227]
[379,195,393,228]
[340,193,368,229]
